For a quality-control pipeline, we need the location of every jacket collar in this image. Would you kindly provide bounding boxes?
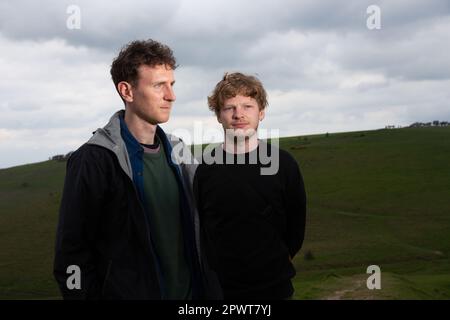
[87,110,133,180]
[86,110,184,179]
[119,112,143,159]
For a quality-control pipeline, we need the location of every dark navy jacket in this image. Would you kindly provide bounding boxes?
[53,110,222,299]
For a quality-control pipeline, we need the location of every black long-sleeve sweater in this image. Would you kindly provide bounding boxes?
[193,143,306,299]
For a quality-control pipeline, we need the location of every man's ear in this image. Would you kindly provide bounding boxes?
[259,109,265,122]
[117,81,134,103]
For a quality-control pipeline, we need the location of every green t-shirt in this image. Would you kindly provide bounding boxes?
[142,142,192,299]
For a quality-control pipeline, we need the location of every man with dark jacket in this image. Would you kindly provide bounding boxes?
[194,72,307,299]
[54,39,221,300]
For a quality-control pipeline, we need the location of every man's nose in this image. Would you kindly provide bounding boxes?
[232,106,243,118]
[164,86,176,102]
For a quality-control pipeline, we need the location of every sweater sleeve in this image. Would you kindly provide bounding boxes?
[283,154,307,258]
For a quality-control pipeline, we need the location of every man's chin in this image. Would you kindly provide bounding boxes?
[225,128,257,138]
[148,115,170,125]
[158,118,170,124]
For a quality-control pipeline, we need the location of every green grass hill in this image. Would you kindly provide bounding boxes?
[0,126,449,299]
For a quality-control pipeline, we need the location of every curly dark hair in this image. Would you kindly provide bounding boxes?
[110,39,177,100]
[207,72,268,116]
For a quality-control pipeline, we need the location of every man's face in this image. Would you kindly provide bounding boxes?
[127,64,176,125]
[217,94,265,138]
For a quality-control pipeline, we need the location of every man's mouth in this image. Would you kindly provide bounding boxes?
[232,122,249,128]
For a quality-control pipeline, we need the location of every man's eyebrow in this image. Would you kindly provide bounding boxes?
[152,80,176,85]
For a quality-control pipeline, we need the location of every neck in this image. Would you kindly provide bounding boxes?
[223,133,259,154]
[124,110,157,145]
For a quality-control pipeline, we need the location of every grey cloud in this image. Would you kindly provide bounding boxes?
[2,0,449,61]
[1,0,450,168]
[334,17,450,81]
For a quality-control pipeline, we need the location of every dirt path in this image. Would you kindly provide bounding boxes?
[324,278,367,300]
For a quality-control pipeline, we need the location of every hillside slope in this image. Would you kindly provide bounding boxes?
[0,126,449,299]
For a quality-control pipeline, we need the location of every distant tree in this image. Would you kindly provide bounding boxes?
[304,250,315,261]
[50,151,74,162]
[64,151,74,160]
[408,121,450,127]
[51,155,64,161]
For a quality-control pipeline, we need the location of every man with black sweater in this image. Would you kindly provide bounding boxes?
[194,72,307,299]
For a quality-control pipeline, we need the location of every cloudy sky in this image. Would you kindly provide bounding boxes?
[0,0,449,168]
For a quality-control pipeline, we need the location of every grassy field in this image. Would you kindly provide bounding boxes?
[0,126,449,299]
[288,127,450,299]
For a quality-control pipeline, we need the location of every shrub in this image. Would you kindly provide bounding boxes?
[304,249,315,261]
